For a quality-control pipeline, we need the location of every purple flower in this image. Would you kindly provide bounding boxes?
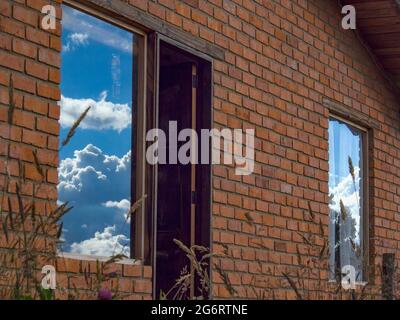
[98,288,113,300]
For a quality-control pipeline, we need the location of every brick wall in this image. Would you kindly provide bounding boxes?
[55,257,152,299]
[0,0,151,300]
[1,0,400,300]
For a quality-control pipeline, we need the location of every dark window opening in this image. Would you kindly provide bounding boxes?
[153,39,212,299]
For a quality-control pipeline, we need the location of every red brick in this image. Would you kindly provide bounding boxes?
[22,128,47,147]
[0,17,25,38]
[9,144,34,162]
[133,279,152,293]
[36,117,59,135]
[24,95,48,115]
[13,38,37,58]
[37,148,58,166]
[0,33,11,50]
[13,75,36,94]
[24,163,43,181]
[0,51,24,71]
[13,110,35,129]
[118,278,133,292]
[148,2,165,19]
[49,68,60,84]
[50,36,61,52]
[26,60,48,80]
[37,82,60,100]
[47,168,58,184]
[0,87,9,105]
[13,5,38,27]
[143,266,152,279]
[123,265,142,277]
[0,1,11,17]
[26,27,49,46]
[129,0,148,11]
[47,135,59,150]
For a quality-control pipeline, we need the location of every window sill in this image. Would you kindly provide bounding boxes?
[58,252,142,266]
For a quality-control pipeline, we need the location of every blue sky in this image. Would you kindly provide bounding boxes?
[60,5,134,158]
[59,5,137,257]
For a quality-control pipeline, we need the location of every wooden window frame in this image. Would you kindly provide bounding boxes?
[61,0,148,262]
[62,1,214,273]
[328,113,370,282]
[146,35,213,298]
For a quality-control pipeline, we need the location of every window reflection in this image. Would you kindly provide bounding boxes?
[328,118,364,281]
[58,5,138,258]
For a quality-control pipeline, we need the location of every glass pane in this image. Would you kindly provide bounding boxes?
[58,5,138,258]
[328,118,364,281]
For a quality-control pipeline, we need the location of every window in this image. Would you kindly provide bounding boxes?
[58,6,213,295]
[149,38,212,298]
[328,116,368,281]
[58,4,145,258]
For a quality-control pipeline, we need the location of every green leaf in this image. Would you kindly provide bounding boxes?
[39,289,54,300]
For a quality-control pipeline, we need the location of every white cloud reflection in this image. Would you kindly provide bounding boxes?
[58,144,131,196]
[103,199,131,221]
[62,6,133,54]
[59,92,131,132]
[62,32,89,52]
[70,226,129,257]
[58,144,131,257]
[329,167,361,241]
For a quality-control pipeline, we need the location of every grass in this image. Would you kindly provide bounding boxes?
[0,77,146,299]
[161,239,212,300]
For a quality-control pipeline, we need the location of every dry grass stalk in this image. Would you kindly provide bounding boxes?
[32,150,44,181]
[339,199,347,221]
[282,272,303,300]
[307,201,315,221]
[162,239,212,300]
[61,106,91,147]
[244,211,254,225]
[214,263,236,297]
[7,76,14,126]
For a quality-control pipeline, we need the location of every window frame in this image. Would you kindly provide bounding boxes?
[328,114,370,282]
[60,0,148,262]
[148,36,213,298]
[61,1,214,267]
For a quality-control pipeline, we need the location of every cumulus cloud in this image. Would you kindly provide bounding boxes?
[70,226,129,257]
[58,144,132,256]
[62,32,89,52]
[103,199,131,221]
[103,199,130,212]
[58,144,131,201]
[59,92,131,132]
